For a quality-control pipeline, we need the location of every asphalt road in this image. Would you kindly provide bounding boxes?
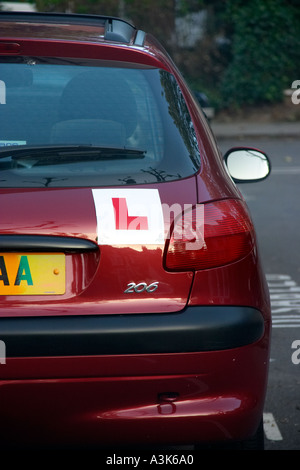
[217,136,300,451]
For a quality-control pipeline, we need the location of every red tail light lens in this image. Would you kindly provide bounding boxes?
[165,199,255,271]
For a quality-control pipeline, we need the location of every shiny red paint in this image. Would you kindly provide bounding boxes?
[0,341,269,447]
[0,13,271,449]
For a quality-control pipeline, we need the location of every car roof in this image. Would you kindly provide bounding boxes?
[0,11,146,46]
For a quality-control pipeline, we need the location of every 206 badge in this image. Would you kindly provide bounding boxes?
[124,281,159,294]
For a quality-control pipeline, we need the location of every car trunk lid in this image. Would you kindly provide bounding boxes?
[0,179,197,317]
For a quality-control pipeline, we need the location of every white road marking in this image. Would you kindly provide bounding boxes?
[263,413,283,441]
[240,192,256,201]
[271,166,300,175]
[267,274,300,327]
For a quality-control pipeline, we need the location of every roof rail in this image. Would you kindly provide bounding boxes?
[0,11,145,45]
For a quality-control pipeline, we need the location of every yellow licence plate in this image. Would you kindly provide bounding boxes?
[0,253,65,295]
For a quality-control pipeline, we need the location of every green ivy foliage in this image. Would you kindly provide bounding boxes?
[220,0,300,107]
[34,0,299,109]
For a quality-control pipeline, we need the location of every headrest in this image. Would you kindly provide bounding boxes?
[58,69,137,137]
[51,119,126,147]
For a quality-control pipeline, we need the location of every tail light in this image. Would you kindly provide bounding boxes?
[164,199,255,271]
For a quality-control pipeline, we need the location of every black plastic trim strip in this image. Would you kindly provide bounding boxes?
[0,306,265,357]
[0,12,137,44]
[0,11,131,26]
[104,18,135,43]
[0,235,98,253]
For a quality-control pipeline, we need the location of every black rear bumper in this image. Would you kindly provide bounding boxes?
[0,306,265,357]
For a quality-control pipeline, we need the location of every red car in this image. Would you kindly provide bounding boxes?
[0,12,271,450]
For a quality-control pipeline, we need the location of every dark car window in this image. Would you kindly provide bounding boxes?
[0,58,200,187]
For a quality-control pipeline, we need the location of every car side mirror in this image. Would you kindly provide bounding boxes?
[224,147,271,183]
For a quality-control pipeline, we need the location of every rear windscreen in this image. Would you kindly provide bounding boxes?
[0,58,200,187]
